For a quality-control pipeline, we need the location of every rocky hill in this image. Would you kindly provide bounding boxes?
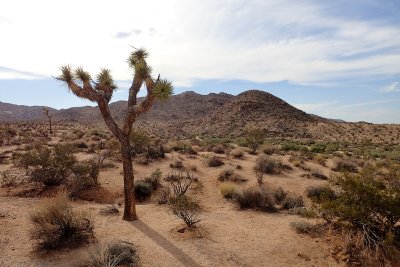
[1,90,399,143]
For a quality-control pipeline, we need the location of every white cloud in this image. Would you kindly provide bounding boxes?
[294,99,400,123]
[380,81,400,92]
[0,0,399,87]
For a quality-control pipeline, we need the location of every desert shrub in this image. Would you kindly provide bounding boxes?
[255,169,264,186]
[212,144,225,154]
[332,159,358,173]
[143,168,162,191]
[16,144,76,186]
[30,195,93,250]
[310,143,326,153]
[325,143,340,153]
[306,186,336,203]
[84,241,139,267]
[281,194,304,210]
[244,128,264,154]
[255,155,289,174]
[218,168,246,182]
[290,222,322,236]
[99,205,119,216]
[230,148,245,159]
[164,170,195,197]
[235,187,277,212]
[169,196,201,228]
[130,129,151,155]
[313,167,400,263]
[207,156,224,167]
[155,187,171,204]
[288,207,317,218]
[69,160,100,197]
[262,144,279,155]
[313,154,327,166]
[170,158,184,169]
[281,141,308,152]
[310,169,328,180]
[134,181,153,201]
[271,187,288,204]
[220,182,237,198]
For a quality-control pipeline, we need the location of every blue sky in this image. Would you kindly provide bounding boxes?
[0,0,399,123]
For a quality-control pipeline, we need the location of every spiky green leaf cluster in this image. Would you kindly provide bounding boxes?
[58,65,73,83]
[96,69,116,91]
[135,61,152,80]
[74,67,91,82]
[128,48,149,68]
[153,79,173,100]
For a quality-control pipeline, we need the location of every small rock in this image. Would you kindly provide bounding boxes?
[297,252,311,261]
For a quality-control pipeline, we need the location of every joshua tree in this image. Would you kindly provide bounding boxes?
[56,48,173,220]
[42,107,53,134]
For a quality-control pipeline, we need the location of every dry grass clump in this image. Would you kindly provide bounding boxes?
[235,187,277,212]
[220,182,237,198]
[230,148,245,159]
[30,194,94,250]
[313,154,327,166]
[212,144,226,154]
[290,222,322,237]
[83,241,139,267]
[99,205,119,216]
[280,193,304,210]
[255,155,290,174]
[170,158,184,169]
[262,144,279,155]
[207,156,224,167]
[155,187,171,204]
[332,159,358,173]
[218,168,246,182]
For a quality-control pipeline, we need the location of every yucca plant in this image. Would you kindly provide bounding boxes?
[57,48,173,221]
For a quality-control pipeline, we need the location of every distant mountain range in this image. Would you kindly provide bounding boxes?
[1,90,399,142]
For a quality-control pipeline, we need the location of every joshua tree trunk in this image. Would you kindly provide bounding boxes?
[57,48,173,220]
[120,138,137,220]
[42,108,53,134]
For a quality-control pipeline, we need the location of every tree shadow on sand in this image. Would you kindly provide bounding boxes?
[130,219,202,267]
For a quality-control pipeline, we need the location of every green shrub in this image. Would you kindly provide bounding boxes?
[244,128,265,154]
[143,168,162,191]
[306,186,336,203]
[16,144,76,186]
[310,143,326,153]
[134,181,153,201]
[235,187,277,212]
[313,167,400,263]
[30,194,94,250]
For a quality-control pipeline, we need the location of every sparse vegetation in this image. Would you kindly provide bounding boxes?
[235,187,277,212]
[30,194,94,250]
[220,182,237,198]
[83,241,139,267]
[169,196,201,228]
[255,155,290,174]
[218,168,246,182]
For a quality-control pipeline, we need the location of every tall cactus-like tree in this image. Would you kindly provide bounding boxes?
[56,48,173,221]
[42,107,53,134]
